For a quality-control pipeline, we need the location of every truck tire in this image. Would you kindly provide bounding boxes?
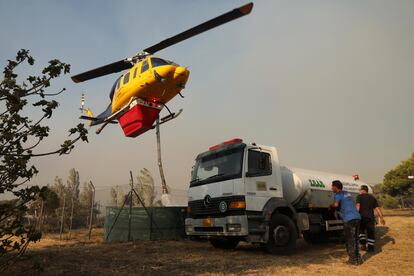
[302,230,328,244]
[209,237,239,249]
[265,214,297,255]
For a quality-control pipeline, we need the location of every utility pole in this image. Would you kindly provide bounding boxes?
[88,181,95,240]
[59,192,66,240]
[156,119,168,194]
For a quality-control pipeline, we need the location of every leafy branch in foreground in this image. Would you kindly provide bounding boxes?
[0,49,88,270]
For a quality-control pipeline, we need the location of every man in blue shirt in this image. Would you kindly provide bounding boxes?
[331,180,363,265]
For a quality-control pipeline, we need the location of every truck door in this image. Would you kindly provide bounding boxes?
[245,148,279,211]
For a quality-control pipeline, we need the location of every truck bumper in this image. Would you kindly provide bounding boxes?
[185,215,249,236]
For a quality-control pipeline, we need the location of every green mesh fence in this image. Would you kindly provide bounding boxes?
[104,206,187,242]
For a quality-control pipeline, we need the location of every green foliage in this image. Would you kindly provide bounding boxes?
[0,49,88,270]
[374,153,414,209]
[381,153,414,197]
[377,194,400,209]
[25,186,60,235]
[39,187,60,211]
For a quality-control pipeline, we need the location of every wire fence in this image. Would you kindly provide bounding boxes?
[93,184,188,213]
[25,182,188,242]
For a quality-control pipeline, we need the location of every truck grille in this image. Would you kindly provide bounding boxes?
[188,195,245,218]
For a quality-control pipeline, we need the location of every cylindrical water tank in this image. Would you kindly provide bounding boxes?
[281,166,372,206]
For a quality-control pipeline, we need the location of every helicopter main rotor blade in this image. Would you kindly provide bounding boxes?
[71,59,132,83]
[143,2,253,54]
[71,3,253,83]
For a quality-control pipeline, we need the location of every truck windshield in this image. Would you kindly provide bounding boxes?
[190,147,244,187]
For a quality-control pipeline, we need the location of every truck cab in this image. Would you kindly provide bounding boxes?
[185,139,300,254]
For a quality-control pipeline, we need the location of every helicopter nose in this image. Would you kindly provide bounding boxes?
[174,66,189,77]
[175,66,186,74]
[174,66,190,84]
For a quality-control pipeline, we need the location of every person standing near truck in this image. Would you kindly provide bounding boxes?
[331,180,363,265]
[356,185,386,252]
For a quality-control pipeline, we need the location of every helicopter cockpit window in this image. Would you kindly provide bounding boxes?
[141,59,149,73]
[116,78,121,90]
[151,57,170,68]
[123,72,130,85]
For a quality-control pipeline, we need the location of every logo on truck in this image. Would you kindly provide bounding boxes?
[219,201,227,213]
[309,179,325,188]
[204,195,212,207]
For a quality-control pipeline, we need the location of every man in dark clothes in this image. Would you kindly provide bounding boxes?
[331,180,363,265]
[356,185,385,252]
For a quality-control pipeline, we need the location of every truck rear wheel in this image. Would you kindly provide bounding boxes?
[209,237,239,249]
[265,214,297,255]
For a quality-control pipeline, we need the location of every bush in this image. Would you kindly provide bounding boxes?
[377,194,400,209]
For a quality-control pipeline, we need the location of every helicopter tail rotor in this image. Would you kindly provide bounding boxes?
[86,108,94,127]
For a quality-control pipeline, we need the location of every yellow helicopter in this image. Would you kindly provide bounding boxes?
[72,3,253,137]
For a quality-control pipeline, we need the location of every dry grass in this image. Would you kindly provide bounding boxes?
[5,210,414,275]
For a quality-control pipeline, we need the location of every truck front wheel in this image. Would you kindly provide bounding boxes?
[265,214,297,255]
[209,237,239,249]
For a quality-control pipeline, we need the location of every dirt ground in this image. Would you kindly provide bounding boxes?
[6,210,414,275]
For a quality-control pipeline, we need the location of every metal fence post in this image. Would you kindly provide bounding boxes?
[88,181,95,240]
[128,180,133,242]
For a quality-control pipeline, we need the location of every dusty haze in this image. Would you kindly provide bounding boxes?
[0,0,413,195]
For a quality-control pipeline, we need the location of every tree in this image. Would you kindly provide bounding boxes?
[109,186,125,207]
[133,168,159,207]
[381,153,414,197]
[50,176,67,230]
[67,168,80,234]
[79,181,98,226]
[109,187,118,206]
[79,182,92,210]
[0,49,88,269]
[27,187,60,231]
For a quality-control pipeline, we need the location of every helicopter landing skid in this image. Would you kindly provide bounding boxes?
[95,97,136,134]
[151,109,183,129]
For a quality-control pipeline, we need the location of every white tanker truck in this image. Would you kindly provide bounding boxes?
[185,139,372,254]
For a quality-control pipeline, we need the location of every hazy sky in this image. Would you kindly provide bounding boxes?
[1,0,413,195]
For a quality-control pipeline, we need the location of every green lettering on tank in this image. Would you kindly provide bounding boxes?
[309,179,325,188]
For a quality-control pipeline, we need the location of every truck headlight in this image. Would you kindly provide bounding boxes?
[185,224,193,233]
[229,201,246,209]
[226,223,241,232]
